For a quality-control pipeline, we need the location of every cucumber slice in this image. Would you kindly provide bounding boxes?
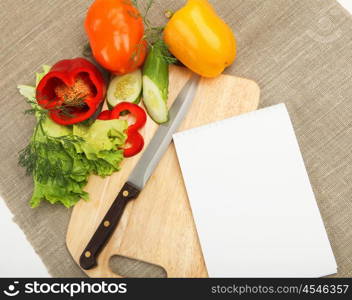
[142,43,169,124]
[143,76,169,123]
[107,69,142,107]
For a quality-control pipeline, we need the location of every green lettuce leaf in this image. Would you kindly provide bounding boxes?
[41,117,72,138]
[17,65,51,102]
[17,85,35,101]
[36,65,51,86]
[27,118,86,207]
[28,118,127,207]
[73,119,128,177]
[31,177,88,208]
[73,120,127,158]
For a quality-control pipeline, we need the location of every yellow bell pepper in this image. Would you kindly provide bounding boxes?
[164,0,237,78]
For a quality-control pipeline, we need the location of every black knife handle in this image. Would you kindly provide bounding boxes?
[79,182,140,270]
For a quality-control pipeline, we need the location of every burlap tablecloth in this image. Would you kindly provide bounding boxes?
[1,0,351,277]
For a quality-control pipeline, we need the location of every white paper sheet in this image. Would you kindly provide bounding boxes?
[173,104,337,277]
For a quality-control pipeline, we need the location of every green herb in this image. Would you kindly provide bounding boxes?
[30,93,88,119]
[19,98,84,185]
[57,96,88,118]
[82,43,93,58]
[131,0,178,65]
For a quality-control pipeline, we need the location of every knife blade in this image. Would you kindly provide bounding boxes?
[79,75,200,270]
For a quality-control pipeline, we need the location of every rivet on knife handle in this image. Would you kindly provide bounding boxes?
[79,182,140,270]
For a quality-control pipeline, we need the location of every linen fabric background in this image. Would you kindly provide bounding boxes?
[0,0,351,277]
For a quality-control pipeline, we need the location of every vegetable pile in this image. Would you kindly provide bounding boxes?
[18,0,236,208]
[19,67,127,207]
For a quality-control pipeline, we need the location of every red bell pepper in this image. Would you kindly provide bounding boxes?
[36,58,106,125]
[97,102,147,157]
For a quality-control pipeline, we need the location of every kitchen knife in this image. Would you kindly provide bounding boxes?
[79,75,200,270]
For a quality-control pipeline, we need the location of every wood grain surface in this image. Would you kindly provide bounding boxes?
[66,65,260,277]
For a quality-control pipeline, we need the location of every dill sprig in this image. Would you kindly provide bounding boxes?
[57,95,88,118]
[26,95,88,119]
[131,0,178,65]
[19,99,85,186]
[19,135,84,185]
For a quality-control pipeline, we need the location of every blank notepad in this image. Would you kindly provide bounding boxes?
[173,104,337,277]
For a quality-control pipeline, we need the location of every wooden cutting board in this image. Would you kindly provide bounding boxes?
[66,65,260,277]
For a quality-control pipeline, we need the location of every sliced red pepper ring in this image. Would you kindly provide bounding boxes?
[110,102,147,132]
[97,110,112,120]
[36,58,106,125]
[97,103,147,157]
[109,102,147,157]
[123,129,145,158]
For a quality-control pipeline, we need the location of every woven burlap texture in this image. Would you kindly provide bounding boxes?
[0,0,351,277]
